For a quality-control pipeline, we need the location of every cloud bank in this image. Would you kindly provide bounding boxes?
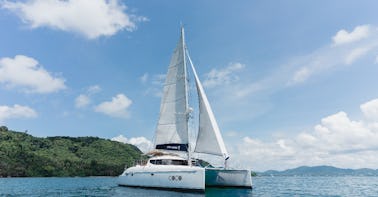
[231,98,378,171]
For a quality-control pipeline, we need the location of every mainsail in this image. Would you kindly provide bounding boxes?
[154,28,189,152]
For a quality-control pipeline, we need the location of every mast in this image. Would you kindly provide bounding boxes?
[181,26,192,165]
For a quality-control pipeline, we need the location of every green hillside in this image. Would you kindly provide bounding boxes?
[0,126,143,177]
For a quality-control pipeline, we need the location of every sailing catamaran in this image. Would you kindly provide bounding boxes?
[118,27,252,192]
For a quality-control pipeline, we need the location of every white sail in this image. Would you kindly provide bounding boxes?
[154,28,189,152]
[186,50,229,159]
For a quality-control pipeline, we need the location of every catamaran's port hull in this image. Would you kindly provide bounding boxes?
[118,165,205,192]
[205,168,253,188]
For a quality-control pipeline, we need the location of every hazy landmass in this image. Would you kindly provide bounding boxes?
[259,166,378,176]
[0,126,142,177]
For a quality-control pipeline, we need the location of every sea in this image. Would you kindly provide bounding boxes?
[0,176,377,196]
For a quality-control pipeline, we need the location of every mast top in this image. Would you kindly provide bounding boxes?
[180,25,185,46]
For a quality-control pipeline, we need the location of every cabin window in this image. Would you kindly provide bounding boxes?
[150,159,162,165]
[162,160,171,165]
[171,160,188,165]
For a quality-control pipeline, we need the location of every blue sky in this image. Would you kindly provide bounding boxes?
[1,0,378,171]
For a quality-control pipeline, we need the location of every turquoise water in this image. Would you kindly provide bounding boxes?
[0,176,377,196]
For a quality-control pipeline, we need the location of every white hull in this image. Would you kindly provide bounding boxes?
[118,165,205,192]
[205,168,252,188]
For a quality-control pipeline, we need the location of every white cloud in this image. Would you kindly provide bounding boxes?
[151,74,166,85]
[0,104,37,122]
[203,62,245,88]
[344,46,371,64]
[142,73,165,98]
[140,73,149,84]
[360,98,378,121]
[0,55,66,93]
[291,67,310,84]
[94,94,132,118]
[87,85,101,94]
[1,0,146,39]
[332,25,371,45]
[75,94,90,108]
[288,24,378,85]
[74,85,101,108]
[231,98,378,171]
[111,134,152,153]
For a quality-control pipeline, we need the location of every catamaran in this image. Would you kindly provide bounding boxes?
[118,27,252,192]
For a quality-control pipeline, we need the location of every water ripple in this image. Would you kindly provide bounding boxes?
[0,176,377,196]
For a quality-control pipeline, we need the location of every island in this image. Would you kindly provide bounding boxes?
[0,126,143,177]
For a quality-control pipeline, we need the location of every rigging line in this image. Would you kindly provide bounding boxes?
[185,49,198,155]
[185,47,200,142]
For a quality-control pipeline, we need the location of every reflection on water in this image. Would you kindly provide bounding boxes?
[112,186,205,197]
[112,187,253,197]
[205,188,253,197]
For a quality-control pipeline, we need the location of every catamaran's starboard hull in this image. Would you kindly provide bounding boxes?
[205,168,252,188]
[118,165,205,192]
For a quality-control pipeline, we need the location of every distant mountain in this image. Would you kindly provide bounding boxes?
[259,165,378,176]
[0,126,143,177]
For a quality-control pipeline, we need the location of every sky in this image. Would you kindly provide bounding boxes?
[1,0,378,171]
